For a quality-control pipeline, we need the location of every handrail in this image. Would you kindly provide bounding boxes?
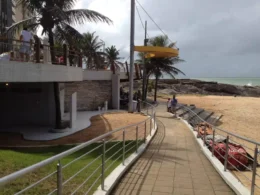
[177,103,260,146]
[177,103,260,195]
[0,101,156,194]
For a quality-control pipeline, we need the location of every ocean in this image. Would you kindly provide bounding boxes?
[192,78,260,86]
[153,74,260,86]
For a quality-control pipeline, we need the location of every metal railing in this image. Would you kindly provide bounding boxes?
[0,102,156,195]
[177,103,260,195]
[0,38,83,67]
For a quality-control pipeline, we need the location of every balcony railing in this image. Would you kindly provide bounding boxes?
[0,38,83,67]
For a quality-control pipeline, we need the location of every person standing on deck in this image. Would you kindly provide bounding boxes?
[20,27,33,62]
[171,95,178,117]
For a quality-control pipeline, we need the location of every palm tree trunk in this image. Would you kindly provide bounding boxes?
[49,29,62,129]
[154,73,159,102]
[112,61,115,74]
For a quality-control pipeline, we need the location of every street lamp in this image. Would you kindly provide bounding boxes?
[128,0,135,113]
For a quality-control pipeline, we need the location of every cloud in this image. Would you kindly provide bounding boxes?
[73,0,260,77]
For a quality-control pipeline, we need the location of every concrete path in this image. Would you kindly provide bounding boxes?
[112,105,235,195]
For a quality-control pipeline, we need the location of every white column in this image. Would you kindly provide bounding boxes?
[70,92,77,129]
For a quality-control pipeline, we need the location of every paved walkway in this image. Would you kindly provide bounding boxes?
[112,105,235,195]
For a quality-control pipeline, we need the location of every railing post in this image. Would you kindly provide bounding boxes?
[212,129,215,157]
[78,53,82,67]
[63,44,67,66]
[153,112,156,130]
[144,121,147,142]
[251,146,258,195]
[101,139,106,190]
[224,136,229,171]
[136,126,138,153]
[122,130,126,165]
[150,117,152,136]
[203,126,206,146]
[35,38,40,63]
[57,161,62,195]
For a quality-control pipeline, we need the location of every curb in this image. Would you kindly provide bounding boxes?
[93,117,158,195]
[180,118,250,195]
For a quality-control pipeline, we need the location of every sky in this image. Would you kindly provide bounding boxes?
[73,0,260,78]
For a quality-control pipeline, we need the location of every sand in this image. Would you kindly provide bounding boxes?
[157,94,260,194]
[0,112,150,147]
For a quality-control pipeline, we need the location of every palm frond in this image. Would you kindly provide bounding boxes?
[6,17,39,34]
[55,0,77,10]
[54,23,83,44]
[64,9,113,25]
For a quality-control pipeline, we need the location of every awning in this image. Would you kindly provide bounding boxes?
[134,46,179,58]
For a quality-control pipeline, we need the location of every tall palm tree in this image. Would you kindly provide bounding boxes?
[7,0,112,129]
[80,32,105,70]
[145,35,185,102]
[105,45,123,74]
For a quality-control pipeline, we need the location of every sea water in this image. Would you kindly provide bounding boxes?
[192,78,260,86]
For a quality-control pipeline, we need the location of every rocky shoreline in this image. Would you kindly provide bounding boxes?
[121,79,260,97]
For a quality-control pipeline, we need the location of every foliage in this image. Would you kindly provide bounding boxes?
[138,35,185,101]
[80,32,106,69]
[105,45,124,73]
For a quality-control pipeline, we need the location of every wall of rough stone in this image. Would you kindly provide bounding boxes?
[64,81,112,112]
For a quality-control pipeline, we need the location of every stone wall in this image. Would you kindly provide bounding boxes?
[64,81,112,112]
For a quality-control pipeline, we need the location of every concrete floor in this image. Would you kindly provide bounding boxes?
[112,105,235,195]
[0,110,114,141]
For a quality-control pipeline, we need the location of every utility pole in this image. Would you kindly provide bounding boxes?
[142,21,148,101]
[128,0,135,112]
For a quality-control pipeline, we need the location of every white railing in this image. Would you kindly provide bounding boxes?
[177,103,260,195]
[0,102,156,195]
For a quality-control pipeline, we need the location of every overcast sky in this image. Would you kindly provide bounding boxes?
[73,0,260,78]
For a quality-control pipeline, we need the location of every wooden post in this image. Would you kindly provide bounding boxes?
[63,44,67,66]
[139,64,143,78]
[35,38,40,63]
[125,61,129,81]
[134,63,139,79]
[78,53,82,68]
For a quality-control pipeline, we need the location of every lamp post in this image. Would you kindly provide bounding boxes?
[128,0,135,112]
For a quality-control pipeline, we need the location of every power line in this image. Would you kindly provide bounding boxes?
[135,0,175,45]
[136,5,149,38]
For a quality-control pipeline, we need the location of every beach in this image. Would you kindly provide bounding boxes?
[157,94,260,193]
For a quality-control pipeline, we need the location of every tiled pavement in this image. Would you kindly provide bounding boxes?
[111,105,235,195]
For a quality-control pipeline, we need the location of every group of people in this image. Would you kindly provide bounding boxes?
[167,95,178,116]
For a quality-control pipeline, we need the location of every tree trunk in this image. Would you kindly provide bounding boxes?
[112,61,115,74]
[49,29,62,129]
[154,74,159,102]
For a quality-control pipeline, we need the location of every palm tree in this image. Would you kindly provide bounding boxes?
[105,45,123,74]
[7,0,112,129]
[144,35,185,102]
[80,32,106,70]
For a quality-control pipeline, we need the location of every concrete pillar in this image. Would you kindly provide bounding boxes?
[59,83,65,117]
[112,73,120,110]
[70,92,77,128]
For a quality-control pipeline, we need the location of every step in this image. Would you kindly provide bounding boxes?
[179,106,196,117]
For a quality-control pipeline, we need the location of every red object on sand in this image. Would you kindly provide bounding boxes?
[59,56,64,64]
[211,142,249,170]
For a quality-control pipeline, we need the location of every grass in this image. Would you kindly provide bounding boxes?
[0,140,144,195]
